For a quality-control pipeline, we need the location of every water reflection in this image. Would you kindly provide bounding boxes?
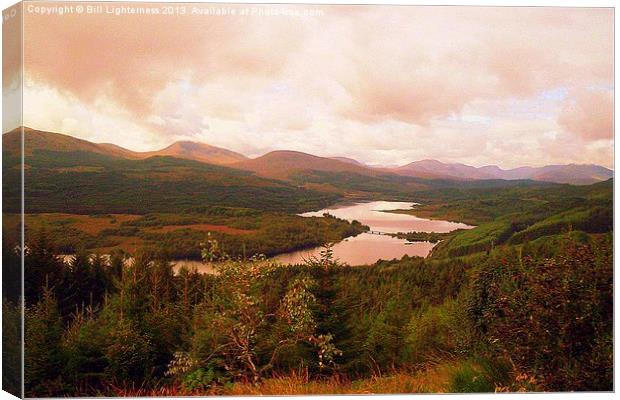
[275,201,472,266]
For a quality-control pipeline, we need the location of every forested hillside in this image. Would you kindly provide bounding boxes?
[2,130,613,395]
[5,179,611,396]
[402,180,612,258]
[3,149,338,214]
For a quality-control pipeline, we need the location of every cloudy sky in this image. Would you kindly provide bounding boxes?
[6,3,614,168]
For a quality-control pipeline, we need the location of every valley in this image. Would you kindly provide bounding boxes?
[2,128,613,264]
[5,5,614,397]
[3,127,613,395]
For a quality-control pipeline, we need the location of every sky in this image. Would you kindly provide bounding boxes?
[4,3,614,168]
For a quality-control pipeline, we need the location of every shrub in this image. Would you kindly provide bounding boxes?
[24,288,64,396]
[467,237,612,391]
[449,360,496,393]
[406,297,473,363]
[104,321,155,384]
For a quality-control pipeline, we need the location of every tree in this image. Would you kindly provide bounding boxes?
[181,241,341,385]
[24,229,64,306]
[25,284,64,396]
[468,237,613,391]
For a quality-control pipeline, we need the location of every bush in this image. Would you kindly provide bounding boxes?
[467,237,613,391]
[104,321,155,384]
[405,297,473,362]
[24,289,64,396]
[449,360,496,393]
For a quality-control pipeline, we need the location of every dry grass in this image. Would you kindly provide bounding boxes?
[146,224,255,235]
[17,212,258,257]
[108,360,498,397]
[72,215,141,235]
[91,235,146,254]
[23,213,252,237]
[55,166,105,173]
[24,213,140,235]
[224,363,457,395]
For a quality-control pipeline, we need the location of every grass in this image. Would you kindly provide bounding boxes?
[109,359,509,396]
[26,213,140,235]
[448,360,498,393]
[145,223,256,235]
[275,362,494,395]
[386,206,479,226]
[11,208,368,260]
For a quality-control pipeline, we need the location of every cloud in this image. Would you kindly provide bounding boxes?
[557,88,614,141]
[330,7,612,125]
[23,4,304,117]
[19,3,614,168]
[23,81,166,150]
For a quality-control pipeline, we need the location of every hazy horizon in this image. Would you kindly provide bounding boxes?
[5,125,614,171]
[4,3,614,169]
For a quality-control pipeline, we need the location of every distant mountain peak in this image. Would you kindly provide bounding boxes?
[146,140,248,164]
[394,159,613,185]
[2,128,612,185]
[328,156,366,167]
[2,128,248,166]
[233,150,375,180]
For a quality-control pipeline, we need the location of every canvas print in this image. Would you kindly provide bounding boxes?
[2,2,614,397]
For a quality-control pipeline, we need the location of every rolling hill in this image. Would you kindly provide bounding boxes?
[233,150,379,180]
[524,164,614,185]
[4,128,247,166]
[4,127,134,158]
[229,151,441,196]
[136,141,248,165]
[329,157,366,167]
[4,128,612,189]
[395,159,613,185]
[395,159,496,180]
[2,130,339,214]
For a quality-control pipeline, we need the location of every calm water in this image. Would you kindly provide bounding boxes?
[63,201,471,272]
[275,201,472,266]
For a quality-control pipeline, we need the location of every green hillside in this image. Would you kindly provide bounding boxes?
[4,131,613,396]
[290,170,552,200]
[403,180,613,258]
[3,149,339,214]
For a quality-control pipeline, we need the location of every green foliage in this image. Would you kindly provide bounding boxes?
[280,276,319,335]
[428,180,612,258]
[290,170,545,199]
[406,297,473,363]
[16,208,368,261]
[326,256,470,374]
[182,367,229,391]
[188,243,341,383]
[4,150,339,214]
[19,178,613,394]
[389,230,457,243]
[467,236,613,391]
[136,212,367,260]
[449,360,496,393]
[61,309,107,389]
[2,299,22,397]
[24,229,65,305]
[104,321,155,384]
[291,170,430,196]
[25,287,64,396]
[508,206,612,244]
[2,234,22,397]
[2,235,21,304]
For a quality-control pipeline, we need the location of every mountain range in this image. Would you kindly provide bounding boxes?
[4,127,613,185]
[394,159,613,185]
